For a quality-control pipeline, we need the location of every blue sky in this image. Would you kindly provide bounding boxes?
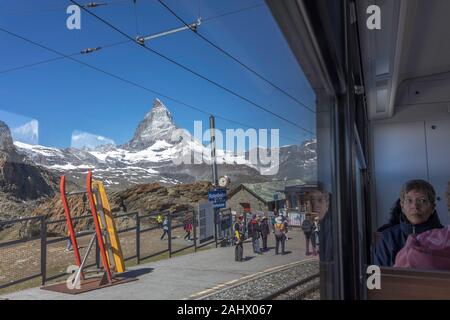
[0,0,316,149]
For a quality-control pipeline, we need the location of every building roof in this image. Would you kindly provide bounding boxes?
[284,184,318,193]
[229,179,305,203]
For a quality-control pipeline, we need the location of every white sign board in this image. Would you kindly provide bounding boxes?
[288,212,304,227]
[198,201,214,243]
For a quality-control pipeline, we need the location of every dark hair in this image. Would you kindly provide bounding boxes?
[377,199,402,232]
[400,179,436,206]
[388,199,402,225]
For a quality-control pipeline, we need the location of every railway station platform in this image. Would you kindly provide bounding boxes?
[1,229,316,300]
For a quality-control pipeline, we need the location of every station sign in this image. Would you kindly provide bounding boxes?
[208,188,227,209]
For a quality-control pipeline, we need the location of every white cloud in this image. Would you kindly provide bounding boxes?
[11,119,39,145]
[71,130,115,150]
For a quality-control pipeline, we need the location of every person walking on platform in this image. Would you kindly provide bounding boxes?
[65,230,80,252]
[65,238,73,252]
[119,196,127,212]
[160,216,169,240]
[234,215,245,262]
[156,213,163,228]
[302,214,315,255]
[183,218,193,240]
[274,216,287,255]
[260,216,270,252]
[247,213,262,254]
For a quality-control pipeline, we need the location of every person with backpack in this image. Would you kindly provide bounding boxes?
[156,214,163,228]
[302,214,315,255]
[247,213,262,254]
[274,216,287,255]
[234,215,245,262]
[260,216,270,252]
[281,214,289,240]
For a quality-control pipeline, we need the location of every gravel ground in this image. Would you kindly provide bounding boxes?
[201,259,319,300]
[302,288,320,300]
[273,277,320,300]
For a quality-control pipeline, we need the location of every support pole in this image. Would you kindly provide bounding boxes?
[209,116,220,247]
[40,216,47,285]
[209,115,218,187]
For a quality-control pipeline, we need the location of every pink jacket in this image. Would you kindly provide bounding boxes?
[394,226,450,271]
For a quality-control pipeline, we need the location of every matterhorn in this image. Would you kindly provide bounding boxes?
[124,99,178,150]
[13,99,316,189]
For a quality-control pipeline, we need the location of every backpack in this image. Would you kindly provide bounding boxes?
[302,220,312,233]
[274,223,285,237]
[394,226,450,271]
[234,222,244,242]
[234,222,243,234]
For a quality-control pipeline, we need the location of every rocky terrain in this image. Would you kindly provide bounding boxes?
[19,180,212,238]
[0,121,57,200]
[0,121,59,222]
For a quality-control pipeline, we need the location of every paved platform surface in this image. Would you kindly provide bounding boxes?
[1,229,314,300]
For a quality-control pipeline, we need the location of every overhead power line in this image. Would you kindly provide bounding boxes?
[0,3,265,75]
[4,0,129,17]
[0,26,308,144]
[0,20,196,75]
[69,0,315,136]
[0,38,130,75]
[0,16,200,75]
[203,3,266,23]
[157,0,315,114]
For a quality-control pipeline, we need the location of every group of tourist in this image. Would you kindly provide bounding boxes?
[233,212,290,262]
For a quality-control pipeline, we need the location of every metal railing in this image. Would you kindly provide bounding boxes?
[0,208,232,291]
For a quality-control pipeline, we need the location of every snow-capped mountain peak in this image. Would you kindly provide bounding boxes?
[11,99,317,189]
[125,99,177,150]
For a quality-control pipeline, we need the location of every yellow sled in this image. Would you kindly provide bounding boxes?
[92,181,126,273]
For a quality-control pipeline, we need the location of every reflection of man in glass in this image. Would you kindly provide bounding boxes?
[310,190,329,220]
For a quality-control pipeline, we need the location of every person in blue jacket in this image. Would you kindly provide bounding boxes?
[373,179,443,267]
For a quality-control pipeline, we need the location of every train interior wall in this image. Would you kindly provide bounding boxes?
[370,73,450,229]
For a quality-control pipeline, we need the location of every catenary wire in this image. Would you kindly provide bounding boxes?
[0,26,310,144]
[157,0,315,114]
[202,2,265,23]
[69,0,316,136]
[0,39,130,75]
[0,3,270,75]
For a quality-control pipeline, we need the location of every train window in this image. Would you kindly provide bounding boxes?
[0,0,325,301]
[2,0,449,302]
[267,0,346,300]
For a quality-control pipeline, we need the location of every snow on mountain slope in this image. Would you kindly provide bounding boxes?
[13,99,316,189]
